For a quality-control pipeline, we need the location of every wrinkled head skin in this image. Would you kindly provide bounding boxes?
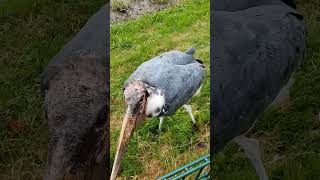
[110,80,148,180]
[43,50,108,180]
[123,81,148,122]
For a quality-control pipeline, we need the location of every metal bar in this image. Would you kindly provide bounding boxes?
[172,160,210,180]
[194,167,205,179]
[157,154,209,180]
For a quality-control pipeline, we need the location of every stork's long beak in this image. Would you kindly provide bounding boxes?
[110,106,141,180]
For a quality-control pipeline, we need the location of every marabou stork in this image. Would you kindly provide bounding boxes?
[212,0,305,180]
[110,47,205,179]
[41,4,109,180]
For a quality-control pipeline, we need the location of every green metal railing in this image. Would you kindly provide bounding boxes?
[157,154,210,180]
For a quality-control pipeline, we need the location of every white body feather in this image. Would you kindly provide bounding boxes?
[145,90,165,118]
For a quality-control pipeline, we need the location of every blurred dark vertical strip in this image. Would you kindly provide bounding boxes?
[106,0,111,179]
[41,1,111,179]
[209,0,214,177]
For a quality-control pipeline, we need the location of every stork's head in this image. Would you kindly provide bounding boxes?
[123,80,148,122]
[110,80,148,179]
[111,80,167,179]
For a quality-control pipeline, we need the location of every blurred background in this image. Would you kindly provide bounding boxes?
[0,1,105,179]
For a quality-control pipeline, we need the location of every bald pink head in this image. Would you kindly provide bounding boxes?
[110,81,148,179]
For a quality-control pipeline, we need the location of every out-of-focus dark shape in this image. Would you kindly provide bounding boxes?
[211,0,305,179]
[41,4,109,180]
[213,0,297,11]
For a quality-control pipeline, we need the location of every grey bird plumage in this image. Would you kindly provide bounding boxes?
[124,47,205,116]
[211,0,305,179]
[212,0,305,152]
[213,0,297,11]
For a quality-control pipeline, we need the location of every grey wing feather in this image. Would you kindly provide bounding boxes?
[153,50,196,65]
[185,47,195,55]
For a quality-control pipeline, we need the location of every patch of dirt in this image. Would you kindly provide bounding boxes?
[111,0,179,24]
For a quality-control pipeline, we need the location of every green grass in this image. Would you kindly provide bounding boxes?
[0,0,105,179]
[213,1,320,179]
[110,0,210,178]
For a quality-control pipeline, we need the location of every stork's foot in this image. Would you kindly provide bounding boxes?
[155,117,163,142]
[183,104,196,124]
[233,136,269,180]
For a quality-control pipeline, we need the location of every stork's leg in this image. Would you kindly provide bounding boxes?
[183,104,196,124]
[233,136,269,180]
[159,116,164,133]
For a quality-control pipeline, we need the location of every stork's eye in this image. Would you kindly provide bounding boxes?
[156,107,161,113]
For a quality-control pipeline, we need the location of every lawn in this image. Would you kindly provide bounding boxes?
[0,0,105,179]
[110,0,210,178]
[213,0,320,179]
